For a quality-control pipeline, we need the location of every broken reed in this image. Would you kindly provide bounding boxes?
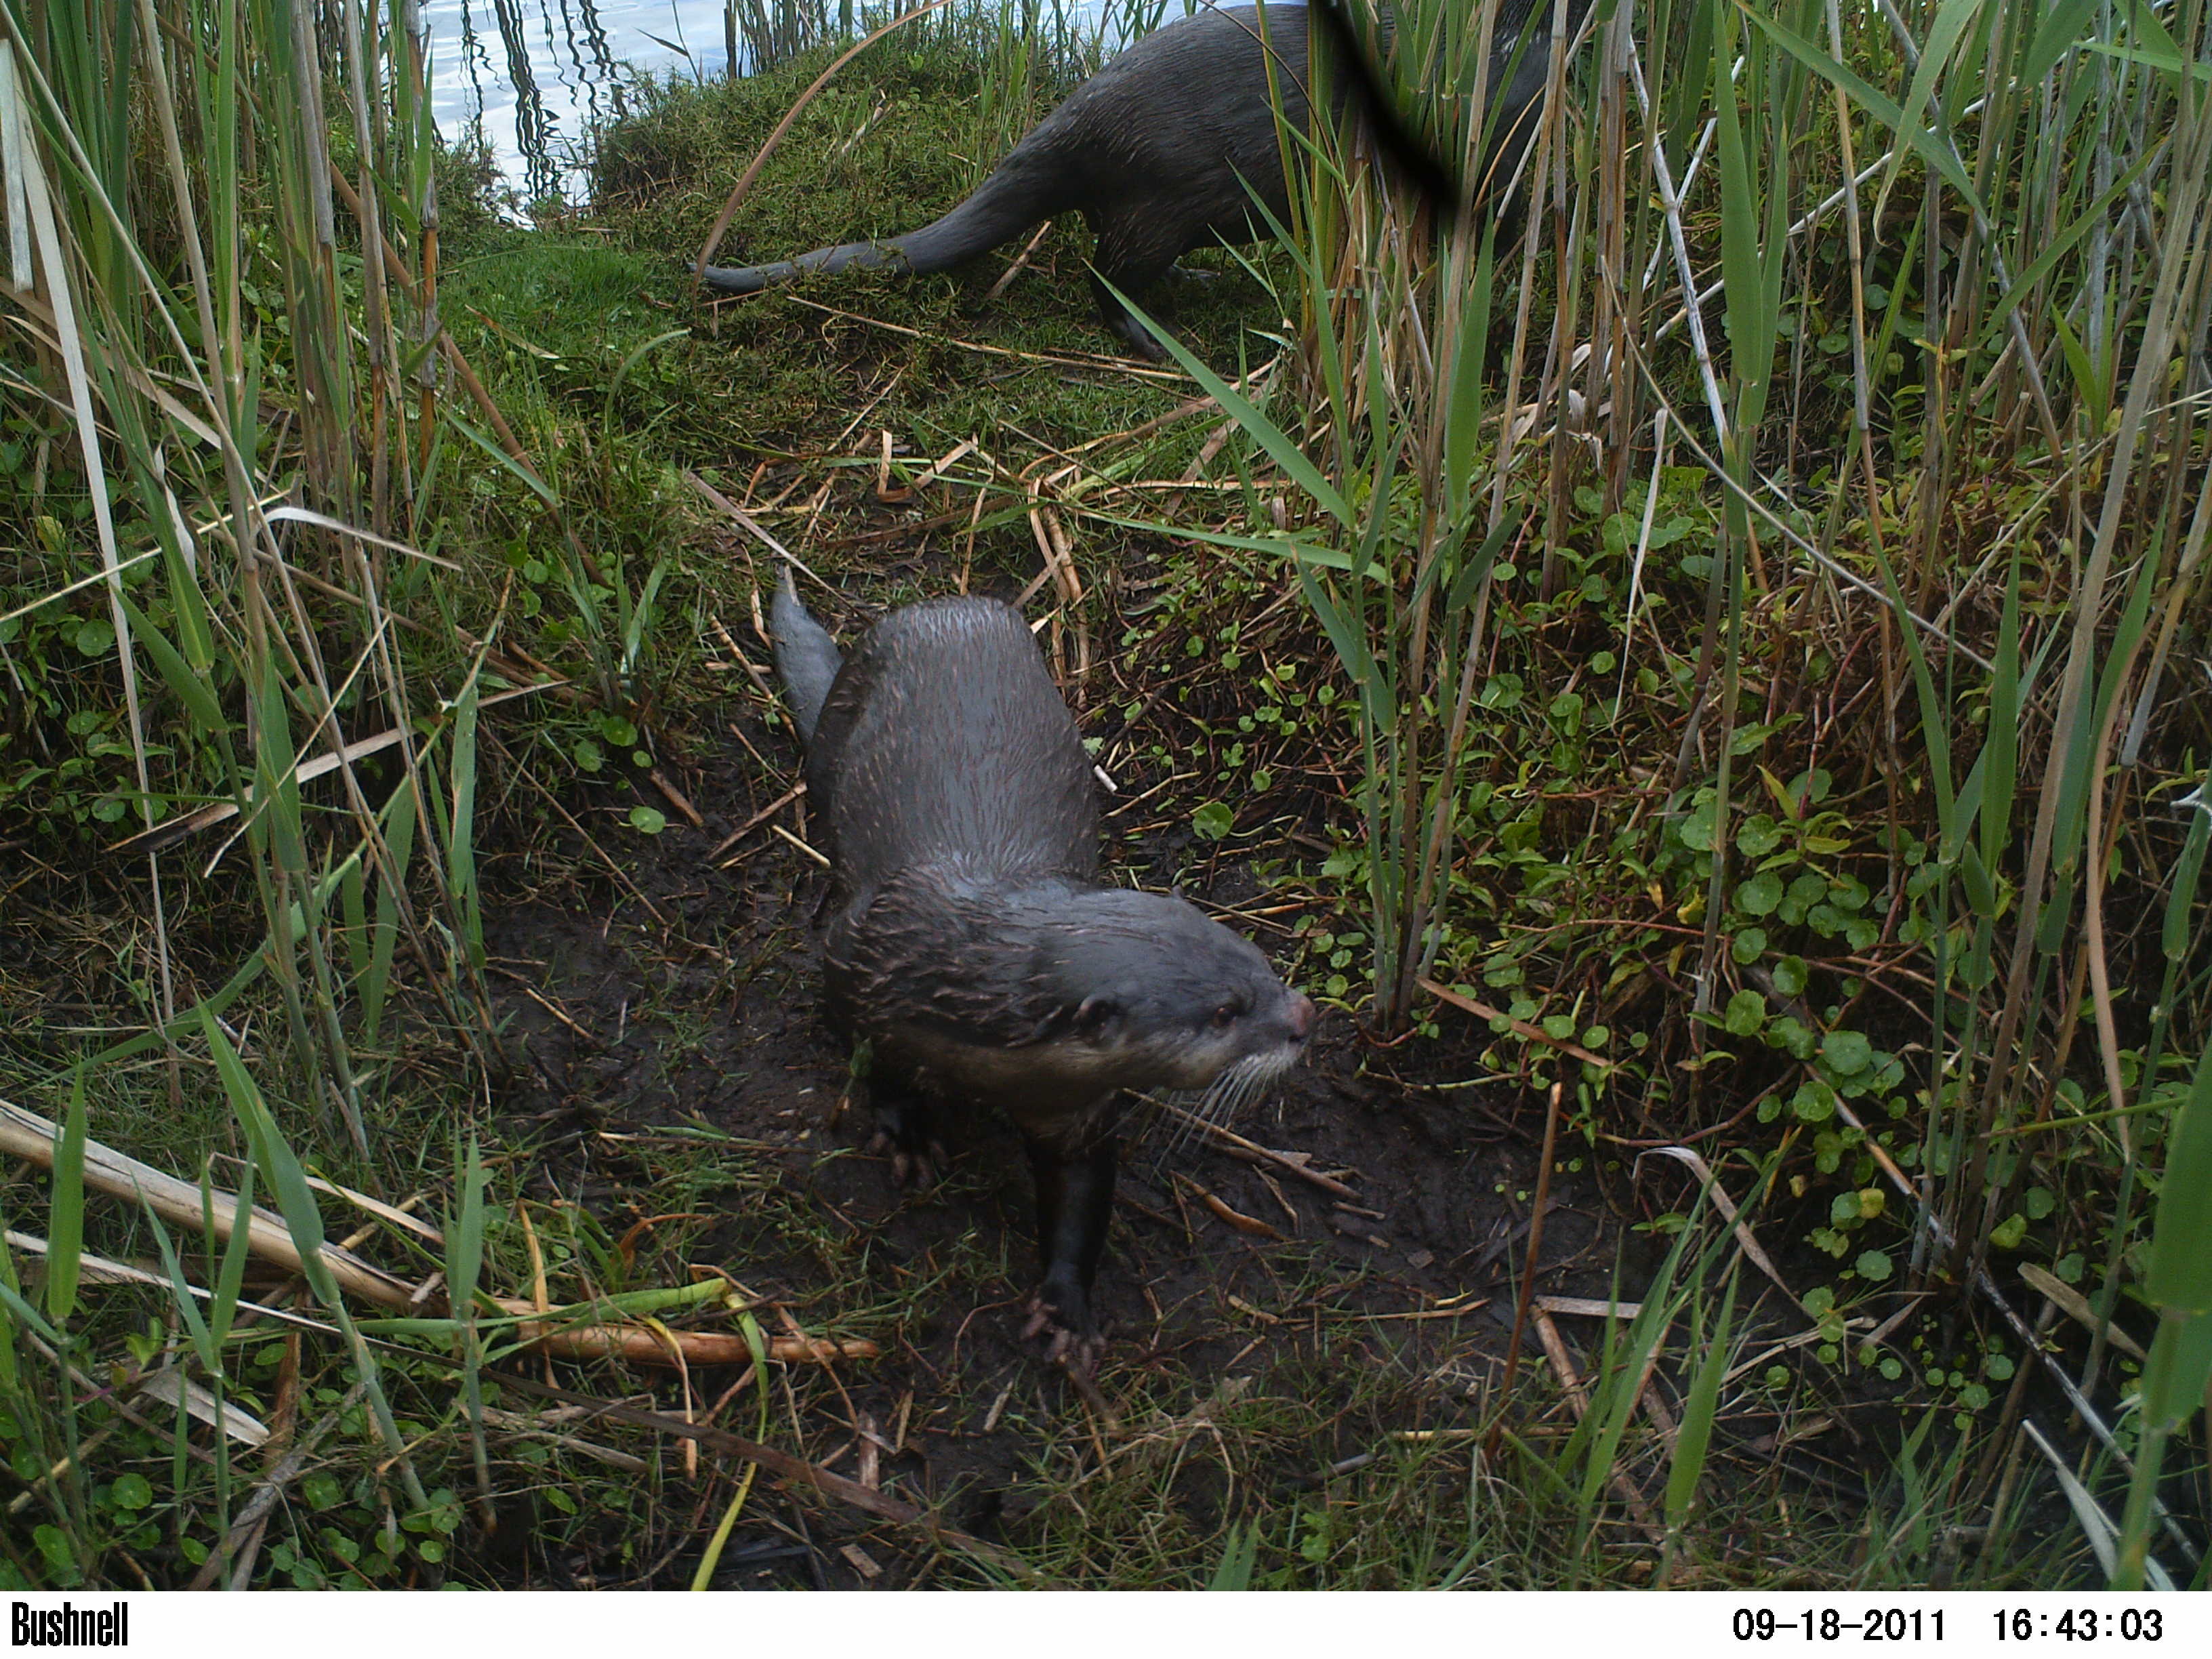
[1166,0,2210,1581]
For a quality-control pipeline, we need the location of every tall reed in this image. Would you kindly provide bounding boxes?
[1,0,509,1109]
[0,0,541,1582]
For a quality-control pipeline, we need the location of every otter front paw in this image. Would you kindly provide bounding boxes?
[1021,1279,1105,1376]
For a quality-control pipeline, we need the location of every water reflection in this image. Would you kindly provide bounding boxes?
[424,0,734,203]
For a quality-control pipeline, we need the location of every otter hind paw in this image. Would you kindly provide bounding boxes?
[865,1126,945,1191]
[865,1085,943,1189]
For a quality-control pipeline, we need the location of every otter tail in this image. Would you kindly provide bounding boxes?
[770,569,842,744]
[702,241,903,293]
[701,154,1064,295]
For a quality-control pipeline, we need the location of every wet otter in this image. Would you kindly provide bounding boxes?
[702,1,1585,359]
[771,578,1316,1364]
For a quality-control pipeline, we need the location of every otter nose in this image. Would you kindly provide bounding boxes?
[1286,994,1317,1042]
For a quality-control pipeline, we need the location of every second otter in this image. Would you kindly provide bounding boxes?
[772,581,1315,1364]
[703,3,1586,358]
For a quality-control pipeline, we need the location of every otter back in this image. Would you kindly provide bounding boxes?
[805,598,1096,895]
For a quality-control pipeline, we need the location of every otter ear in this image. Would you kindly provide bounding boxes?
[1074,995,1122,1038]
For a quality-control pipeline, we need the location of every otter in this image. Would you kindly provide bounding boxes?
[771,577,1316,1364]
[702,1,1586,359]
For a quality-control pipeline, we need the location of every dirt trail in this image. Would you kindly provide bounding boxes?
[481,701,1622,1585]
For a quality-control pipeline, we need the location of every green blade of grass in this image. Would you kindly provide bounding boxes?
[199,1008,336,1307]
[42,1077,87,1326]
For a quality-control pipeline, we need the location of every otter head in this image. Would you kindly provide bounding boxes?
[1026,887,1317,1102]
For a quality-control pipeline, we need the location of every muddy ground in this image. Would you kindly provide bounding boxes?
[473,576,1639,1589]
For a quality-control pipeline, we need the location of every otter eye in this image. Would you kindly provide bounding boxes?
[1210,1002,1240,1029]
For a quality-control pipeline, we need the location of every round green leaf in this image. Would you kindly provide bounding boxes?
[628,805,667,835]
[1791,1080,1837,1123]
[1191,801,1234,841]
[1680,799,1718,853]
[1736,872,1784,916]
[1736,814,1784,857]
[1768,1016,1816,1059]
[1821,1029,1874,1075]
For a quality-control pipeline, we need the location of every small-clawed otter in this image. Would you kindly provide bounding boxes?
[701,1,1586,359]
[771,577,1315,1365]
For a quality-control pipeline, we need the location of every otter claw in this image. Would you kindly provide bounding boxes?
[868,1130,942,1190]
[1022,1294,1105,1377]
[893,1147,942,1190]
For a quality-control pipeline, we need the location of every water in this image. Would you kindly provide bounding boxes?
[420,1,741,204]
[417,1,1142,206]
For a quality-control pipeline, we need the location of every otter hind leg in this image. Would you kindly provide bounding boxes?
[1086,211,1187,362]
[865,1077,945,1191]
